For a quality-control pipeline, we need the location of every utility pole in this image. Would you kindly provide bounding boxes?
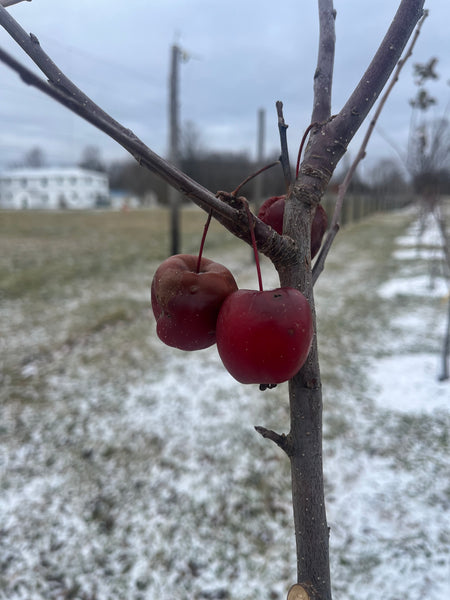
[168,44,182,256]
[254,107,266,210]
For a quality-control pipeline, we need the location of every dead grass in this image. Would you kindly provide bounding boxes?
[0,208,236,300]
[1,205,448,600]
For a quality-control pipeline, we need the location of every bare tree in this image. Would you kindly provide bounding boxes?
[0,1,426,598]
[78,145,106,173]
[22,145,46,168]
[408,58,450,380]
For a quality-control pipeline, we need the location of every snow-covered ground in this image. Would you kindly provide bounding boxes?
[320,212,450,600]
[1,207,449,600]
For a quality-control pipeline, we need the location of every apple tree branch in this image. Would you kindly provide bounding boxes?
[275,1,424,594]
[312,0,335,124]
[0,4,296,271]
[0,0,31,7]
[312,8,429,285]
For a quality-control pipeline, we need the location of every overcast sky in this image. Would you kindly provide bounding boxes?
[0,0,448,179]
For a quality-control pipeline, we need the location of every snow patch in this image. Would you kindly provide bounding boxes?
[392,248,443,261]
[378,275,448,299]
[370,353,449,414]
[396,213,443,248]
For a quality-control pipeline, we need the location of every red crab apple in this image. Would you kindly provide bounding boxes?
[258,195,328,258]
[216,287,313,384]
[151,254,238,351]
[257,195,285,235]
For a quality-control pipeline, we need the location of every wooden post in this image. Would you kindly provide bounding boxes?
[254,108,266,210]
[168,44,181,256]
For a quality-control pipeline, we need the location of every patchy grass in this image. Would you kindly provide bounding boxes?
[0,208,236,301]
[1,205,449,600]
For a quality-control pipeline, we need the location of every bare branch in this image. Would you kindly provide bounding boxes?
[231,160,280,197]
[0,0,31,7]
[276,101,292,190]
[0,5,297,269]
[289,0,424,252]
[0,5,136,143]
[281,5,425,593]
[312,0,335,123]
[312,8,429,285]
[254,426,291,455]
[0,46,222,211]
[329,0,424,149]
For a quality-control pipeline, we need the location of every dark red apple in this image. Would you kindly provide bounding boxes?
[216,287,313,384]
[257,195,285,236]
[258,195,328,258]
[151,254,238,351]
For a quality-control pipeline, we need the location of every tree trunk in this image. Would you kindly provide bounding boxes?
[289,371,330,597]
[277,191,331,597]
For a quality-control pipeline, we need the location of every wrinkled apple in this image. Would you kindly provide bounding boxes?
[151,254,238,350]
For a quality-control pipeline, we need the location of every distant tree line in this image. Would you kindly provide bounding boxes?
[108,150,288,206]
[11,113,450,206]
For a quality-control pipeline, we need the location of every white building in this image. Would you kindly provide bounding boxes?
[0,167,109,210]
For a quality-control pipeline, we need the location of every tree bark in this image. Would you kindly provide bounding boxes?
[276,4,425,595]
[279,193,330,597]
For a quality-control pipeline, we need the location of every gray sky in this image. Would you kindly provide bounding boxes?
[0,0,448,179]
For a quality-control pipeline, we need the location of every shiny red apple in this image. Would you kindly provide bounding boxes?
[258,195,328,258]
[151,254,238,350]
[216,287,313,384]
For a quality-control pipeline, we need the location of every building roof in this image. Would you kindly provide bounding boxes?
[0,167,107,179]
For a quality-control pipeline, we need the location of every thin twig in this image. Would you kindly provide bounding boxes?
[312,8,428,285]
[254,426,290,454]
[243,201,264,292]
[312,0,335,123]
[329,0,424,150]
[231,160,280,197]
[0,10,294,267]
[276,101,292,191]
[0,6,225,219]
[195,211,213,274]
[0,0,31,7]
[0,5,137,144]
[0,45,224,213]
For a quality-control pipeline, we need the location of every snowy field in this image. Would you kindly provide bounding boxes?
[0,205,449,600]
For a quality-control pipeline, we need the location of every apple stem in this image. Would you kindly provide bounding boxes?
[244,201,264,292]
[196,210,212,273]
[231,160,280,197]
[295,122,317,179]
